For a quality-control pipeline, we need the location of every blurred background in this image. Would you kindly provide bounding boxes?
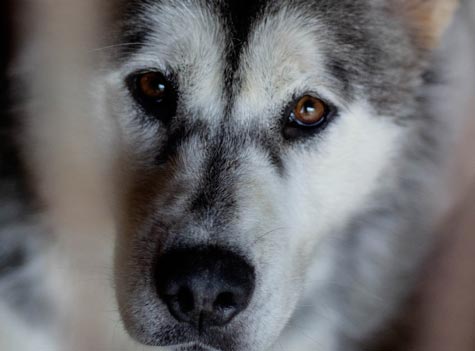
[0,1,474,350]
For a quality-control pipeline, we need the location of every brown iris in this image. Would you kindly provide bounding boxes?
[138,72,167,99]
[292,95,327,126]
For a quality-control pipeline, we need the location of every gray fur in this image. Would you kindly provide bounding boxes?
[2,0,473,350]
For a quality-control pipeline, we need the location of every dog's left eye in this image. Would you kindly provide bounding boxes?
[283,95,334,139]
[127,71,177,123]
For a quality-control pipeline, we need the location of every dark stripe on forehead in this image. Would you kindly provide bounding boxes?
[221,0,267,78]
[114,0,267,65]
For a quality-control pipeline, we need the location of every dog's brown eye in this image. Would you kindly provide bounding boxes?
[138,72,167,99]
[283,95,335,140]
[127,70,177,123]
[292,95,327,126]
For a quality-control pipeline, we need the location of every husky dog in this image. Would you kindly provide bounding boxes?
[2,0,474,350]
[94,1,475,350]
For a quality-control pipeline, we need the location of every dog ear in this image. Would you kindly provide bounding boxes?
[391,0,460,49]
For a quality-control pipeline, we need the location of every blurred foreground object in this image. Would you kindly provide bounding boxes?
[416,182,475,351]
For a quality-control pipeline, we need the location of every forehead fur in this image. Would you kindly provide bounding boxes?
[113,0,434,116]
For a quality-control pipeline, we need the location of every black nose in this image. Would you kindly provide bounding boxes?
[155,247,255,329]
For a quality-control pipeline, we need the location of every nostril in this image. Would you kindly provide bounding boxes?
[155,246,255,328]
[176,287,194,313]
[214,292,237,310]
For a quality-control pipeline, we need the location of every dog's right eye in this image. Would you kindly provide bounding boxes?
[127,71,177,123]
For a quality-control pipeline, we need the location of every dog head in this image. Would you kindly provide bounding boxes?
[95,0,458,350]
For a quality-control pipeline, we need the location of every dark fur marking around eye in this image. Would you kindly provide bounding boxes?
[261,140,284,175]
[247,128,284,175]
[155,120,207,165]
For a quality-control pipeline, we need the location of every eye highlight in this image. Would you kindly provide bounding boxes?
[127,71,177,123]
[283,95,334,139]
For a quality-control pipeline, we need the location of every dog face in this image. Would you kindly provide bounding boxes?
[95,0,457,350]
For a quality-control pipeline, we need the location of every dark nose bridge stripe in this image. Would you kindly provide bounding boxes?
[187,124,284,220]
[189,129,241,219]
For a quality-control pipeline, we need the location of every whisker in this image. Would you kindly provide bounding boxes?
[253,226,288,244]
[90,42,143,53]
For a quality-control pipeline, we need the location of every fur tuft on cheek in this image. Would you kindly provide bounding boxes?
[390,0,459,49]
